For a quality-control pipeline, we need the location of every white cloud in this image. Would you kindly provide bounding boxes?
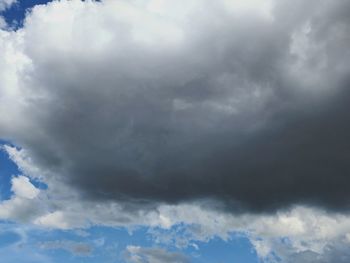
[11,176,40,199]
[0,192,42,223]
[34,211,70,229]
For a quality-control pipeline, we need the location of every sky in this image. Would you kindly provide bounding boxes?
[1,0,350,262]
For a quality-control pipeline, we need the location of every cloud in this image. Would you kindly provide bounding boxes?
[1,1,350,262]
[0,0,16,11]
[11,176,40,199]
[38,240,93,257]
[149,205,350,263]
[1,165,350,263]
[1,0,350,214]
[251,235,350,263]
[0,16,6,28]
[0,175,43,223]
[0,0,349,213]
[124,246,189,263]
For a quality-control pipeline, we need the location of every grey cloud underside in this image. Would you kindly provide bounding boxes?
[4,0,350,212]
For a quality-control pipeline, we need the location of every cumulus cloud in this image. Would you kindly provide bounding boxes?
[0,174,43,222]
[11,176,40,199]
[1,0,350,262]
[0,0,350,213]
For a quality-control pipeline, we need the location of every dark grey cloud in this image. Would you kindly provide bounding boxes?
[1,0,350,213]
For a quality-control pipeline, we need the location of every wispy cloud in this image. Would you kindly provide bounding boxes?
[38,240,93,257]
[124,246,189,263]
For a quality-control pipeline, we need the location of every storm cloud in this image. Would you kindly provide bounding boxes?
[1,0,350,213]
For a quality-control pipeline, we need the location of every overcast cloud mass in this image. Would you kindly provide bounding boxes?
[1,0,350,262]
[1,0,350,212]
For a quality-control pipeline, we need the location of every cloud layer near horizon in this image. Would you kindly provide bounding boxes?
[1,0,350,214]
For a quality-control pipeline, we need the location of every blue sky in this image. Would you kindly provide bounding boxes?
[0,140,16,200]
[1,0,350,262]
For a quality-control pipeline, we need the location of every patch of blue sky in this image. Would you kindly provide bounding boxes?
[0,222,48,262]
[0,230,21,248]
[29,177,48,191]
[0,140,18,200]
[0,0,52,28]
[192,235,260,263]
[0,141,48,200]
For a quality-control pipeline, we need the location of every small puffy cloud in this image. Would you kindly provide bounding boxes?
[34,211,70,230]
[11,176,40,199]
[0,175,42,223]
[0,196,40,222]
